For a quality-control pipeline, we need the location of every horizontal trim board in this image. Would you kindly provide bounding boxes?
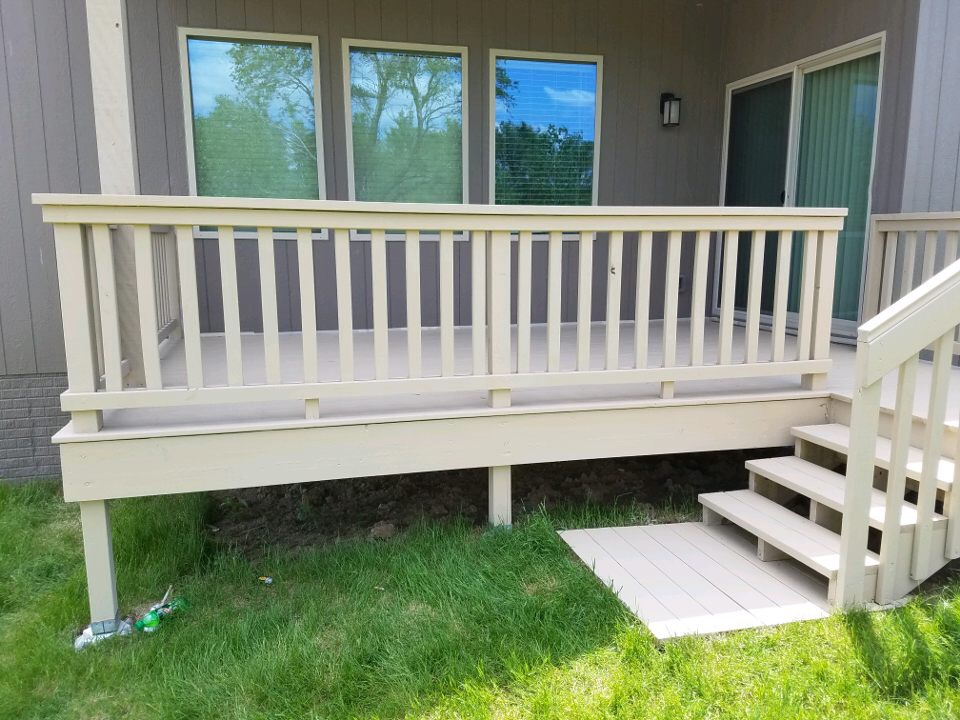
[59,359,832,412]
[59,396,829,501]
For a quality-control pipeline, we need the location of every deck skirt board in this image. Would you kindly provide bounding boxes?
[560,521,831,640]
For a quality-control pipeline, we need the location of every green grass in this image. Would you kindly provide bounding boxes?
[2,481,960,719]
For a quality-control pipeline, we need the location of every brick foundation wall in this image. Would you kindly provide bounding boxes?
[0,374,67,480]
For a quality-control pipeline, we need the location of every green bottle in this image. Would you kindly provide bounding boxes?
[135,610,160,633]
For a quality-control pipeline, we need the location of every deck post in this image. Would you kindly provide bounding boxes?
[802,230,838,391]
[488,465,512,527]
[486,231,512,409]
[79,500,119,633]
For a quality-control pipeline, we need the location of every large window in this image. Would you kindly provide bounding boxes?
[345,40,467,203]
[491,51,601,205]
[179,29,324,199]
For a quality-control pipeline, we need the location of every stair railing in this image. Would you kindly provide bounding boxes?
[837,253,960,606]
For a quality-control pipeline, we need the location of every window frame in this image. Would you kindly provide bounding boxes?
[488,49,604,206]
[177,27,327,199]
[341,38,470,204]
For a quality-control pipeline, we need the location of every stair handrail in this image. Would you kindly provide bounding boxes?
[836,256,960,606]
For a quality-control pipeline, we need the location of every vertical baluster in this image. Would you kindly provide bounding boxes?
[900,230,918,299]
[547,231,562,372]
[134,224,163,389]
[334,228,354,381]
[258,227,282,385]
[718,230,739,365]
[879,231,899,311]
[297,228,317,383]
[862,218,885,320]
[604,231,624,370]
[175,225,203,388]
[517,231,533,373]
[92,225,122,391]
[945,230,959,266]
[912,331,954,580]
[689,230,709,366]
[796,230,819,362]
[471,231,487,374]
[805,229,838,390]
[745,230,765,364]
[405,230,422,378]
[920,230,937,284]
[634,231,652,368]
[371,229,389,380]
[217,226,243,386]
[875,355,918,603]
[440,230,455,376]
[770,230,792,363]
[487,231,511,407]
[576,232,594,371]
[661,231,682,398]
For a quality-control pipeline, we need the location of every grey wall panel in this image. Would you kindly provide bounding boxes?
[901,0,960,212]
[0,0,99,376]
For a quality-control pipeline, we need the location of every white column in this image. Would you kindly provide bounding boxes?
[79,501,119,633]
[488,465,512,527]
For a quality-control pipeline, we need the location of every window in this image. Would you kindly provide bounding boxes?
[344,40,467,203]
[491,51,602,205]
[179,29,324,199]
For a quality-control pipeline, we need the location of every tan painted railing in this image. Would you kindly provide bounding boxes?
[36,194,845,433]
[837,254,960,606]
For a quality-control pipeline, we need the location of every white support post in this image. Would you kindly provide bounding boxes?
[488,465,512,527]
[486,231,511,409]
[79,500,119,633]
[803,230,838,390]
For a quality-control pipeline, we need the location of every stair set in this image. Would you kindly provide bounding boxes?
[698,419,956,606]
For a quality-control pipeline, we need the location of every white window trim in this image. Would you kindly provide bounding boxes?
[177,27,327,199]
[341,38,470,204]
[488,49,603,206]
[715,32,885,335]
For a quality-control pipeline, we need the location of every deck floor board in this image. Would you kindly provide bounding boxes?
[560,521,832,640]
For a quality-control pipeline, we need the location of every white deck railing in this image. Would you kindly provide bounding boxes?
[837,247,960,605]
[36,195,846,432]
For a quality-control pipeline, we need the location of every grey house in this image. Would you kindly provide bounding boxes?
[8,0,960,638]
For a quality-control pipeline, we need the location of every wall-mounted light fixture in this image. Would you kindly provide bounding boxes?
[660,93,681,127]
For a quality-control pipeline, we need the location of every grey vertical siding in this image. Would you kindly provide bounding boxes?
[901,0,960,212]
[720,0,920,216]
[127,0,728,332]
[0,0,100,376]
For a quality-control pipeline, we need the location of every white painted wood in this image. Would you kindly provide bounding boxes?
[54,223,100,394]
[547,231,562,372]
[879,231,899,310]
[258,227,281,385]
[577,232,594,371]
[297,228,318,384]
[745,231,765,364]
[920,231,937,284]
[471,231,487,375]
[796,231,818,361]
[771,231,792,363]
[440,230,456,377]
[876,356,919,603]
[718,231,739,365]
[174,225,203,388]
[517,231,533,373]
[635,231,652,368]
[334,228,354,382]
[79,499,118,627]
[217,226,243,387]
[862,220,885,319]
[662,231,682,368]
[371,229,389,380]
[405,230,422,378]
[912,331,953,579]
[488,465,511,526]
[134,225,162,389]
[811,230,838,361]
[900,231,918,299]
[690,231,710,366]
[487,231,511,406]
[92,224,122,391]
[603,232,623,371]
[948,400,960,558]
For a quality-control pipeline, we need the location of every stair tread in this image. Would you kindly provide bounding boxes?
[746,456,946,531]
[792,423,955,491]
[698,489,879,579]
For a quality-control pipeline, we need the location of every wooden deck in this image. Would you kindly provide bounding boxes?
[561,522,832,639]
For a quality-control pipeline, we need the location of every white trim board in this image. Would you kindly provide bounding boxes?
[716,33,885,334]
[177,27,328,199]
[341,38,470,204]
[487,49,603,206]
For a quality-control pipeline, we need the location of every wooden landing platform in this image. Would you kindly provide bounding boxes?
[560,522,832,640]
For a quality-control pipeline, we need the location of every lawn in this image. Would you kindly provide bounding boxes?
[2,480,960,719]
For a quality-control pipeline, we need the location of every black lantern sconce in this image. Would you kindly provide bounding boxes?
[660,93,681,127]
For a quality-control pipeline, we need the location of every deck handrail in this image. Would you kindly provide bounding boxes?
[837,246,960,606]
[36,193,846,433]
